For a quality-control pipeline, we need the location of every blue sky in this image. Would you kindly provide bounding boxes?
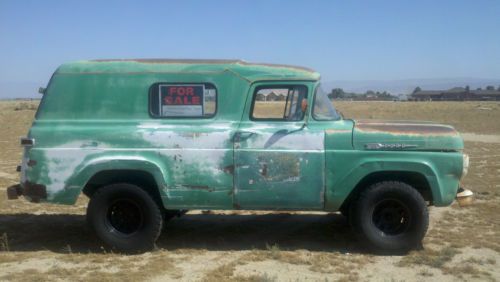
[1,0,499,97]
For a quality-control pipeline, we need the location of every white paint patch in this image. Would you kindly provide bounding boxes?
[245,131,324,151]
[33,140,115,199]
[139,126,234,188]
[139,127,232,149]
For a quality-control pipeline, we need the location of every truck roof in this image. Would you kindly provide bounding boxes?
[55,59,321,82]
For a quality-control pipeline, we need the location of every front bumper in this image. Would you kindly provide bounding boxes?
[456,187,474,207]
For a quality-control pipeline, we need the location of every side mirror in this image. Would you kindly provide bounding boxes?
[38,87,46,94]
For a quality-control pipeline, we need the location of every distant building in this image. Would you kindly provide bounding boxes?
[411,87,500,101]
[256,93,266,101]
[266,92,279,101]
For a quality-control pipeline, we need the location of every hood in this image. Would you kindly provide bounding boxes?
[353,119,464,151]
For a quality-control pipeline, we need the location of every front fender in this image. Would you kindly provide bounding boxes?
[324,151,462,211]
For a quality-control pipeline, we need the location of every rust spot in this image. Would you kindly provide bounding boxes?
[223,164,235,175]
[233,203,241,209]
[173,154,182,162]
[261,163,268,177]
[184,185,213,192]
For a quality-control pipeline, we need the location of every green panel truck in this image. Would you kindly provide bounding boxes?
[7,59,473,253]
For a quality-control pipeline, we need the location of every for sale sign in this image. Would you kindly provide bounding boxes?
[159,84,205,117]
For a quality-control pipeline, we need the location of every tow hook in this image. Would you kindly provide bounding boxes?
[456,187,474,207]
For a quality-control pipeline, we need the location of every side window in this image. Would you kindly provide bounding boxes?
[149,83,217,118]
[251,85,308,121]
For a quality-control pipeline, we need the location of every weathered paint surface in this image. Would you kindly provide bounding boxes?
[353,119,464,151]
[234,125,325,209]
[19,60,465,211]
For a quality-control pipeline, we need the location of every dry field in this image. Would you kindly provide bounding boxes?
[0,100,499,281]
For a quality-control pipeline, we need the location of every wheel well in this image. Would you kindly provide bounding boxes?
[83,170,164,208]
[340,171,433,211]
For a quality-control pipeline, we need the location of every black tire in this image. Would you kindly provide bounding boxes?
[86,183,163,253]
[349,181,429,253]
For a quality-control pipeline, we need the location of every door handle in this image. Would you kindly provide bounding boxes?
[234,131,255,142]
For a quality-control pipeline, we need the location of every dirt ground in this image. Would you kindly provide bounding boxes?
[0,100,499,281]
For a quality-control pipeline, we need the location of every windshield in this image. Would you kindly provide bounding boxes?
[312,84,340,121]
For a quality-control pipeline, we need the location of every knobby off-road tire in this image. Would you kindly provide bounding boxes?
[349,181,429,253]
[86,183,163,253]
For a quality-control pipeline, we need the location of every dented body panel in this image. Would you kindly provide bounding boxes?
[16,59,466,211]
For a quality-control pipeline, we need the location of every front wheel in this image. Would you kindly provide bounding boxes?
[350,181,429,253]
[86,183,163,252]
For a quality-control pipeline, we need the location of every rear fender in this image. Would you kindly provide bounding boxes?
[52,156,167,205]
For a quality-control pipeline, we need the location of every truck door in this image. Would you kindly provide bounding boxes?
[233,83,325,210]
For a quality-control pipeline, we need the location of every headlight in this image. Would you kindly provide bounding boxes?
[462,153,470,179]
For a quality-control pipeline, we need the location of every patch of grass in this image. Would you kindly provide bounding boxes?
[265,243,281,259]
[202,261,238,282]
[307,253,371,275]
[426,201,500,252]
[486,258,496,265]
[245,248,308,266]
[0,252,32,264]
[1,252,181,282]
[1,268,50,282]
[337,273,360,282]
[13,102,38,111]
[462,256,497,266]
[398,246,460,268]
[232,273,277,282]
[1,101,500,281]
[442,265,492,280]
[418,269,434,277]
[335,101,500,135]
[0,233,10,251]
[244,249,370,278]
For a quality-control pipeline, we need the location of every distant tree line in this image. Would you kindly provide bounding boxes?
[327,84,500,101]
[328,88,397,101]
[413,85,500,94]
[410,85,500,101]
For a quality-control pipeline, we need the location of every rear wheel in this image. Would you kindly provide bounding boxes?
[350,181,428,253]
[86,183,163,252]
